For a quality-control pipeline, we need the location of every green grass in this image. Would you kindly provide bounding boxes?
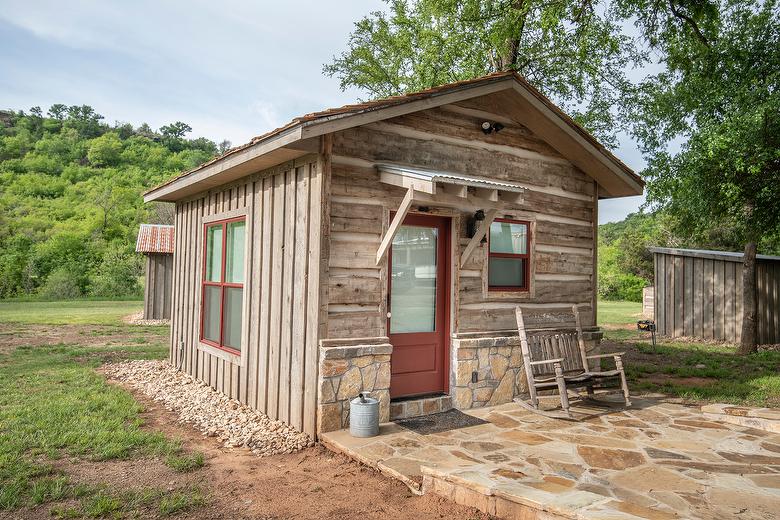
[597,299,780,407]
[597,299,643,327]
[0,300,142,326]
[165,452,205,473]
[0,341,207,515]
[159,489,206,516]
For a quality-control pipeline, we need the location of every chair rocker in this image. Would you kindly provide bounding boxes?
[514,304,631,419]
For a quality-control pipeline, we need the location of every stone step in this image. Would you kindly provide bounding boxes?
[701,403,780,433]
[390,394,452,421]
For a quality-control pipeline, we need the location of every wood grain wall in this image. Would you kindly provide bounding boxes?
[144,253,173,320]
[169,154,327,437]
[654,251,779,344]
[327,101,597,338]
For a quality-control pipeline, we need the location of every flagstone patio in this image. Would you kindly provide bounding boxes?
[321,397,780,519]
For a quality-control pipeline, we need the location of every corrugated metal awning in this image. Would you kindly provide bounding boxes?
[377,164,525,196]
[136,224,175,254]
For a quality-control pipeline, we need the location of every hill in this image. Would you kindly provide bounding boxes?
[0,105,226,299]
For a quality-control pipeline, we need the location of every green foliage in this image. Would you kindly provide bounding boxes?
[38,266,84,300]
[598,211,672,301]
[0,104,219,298]
[324,0,644,146]
[90,244,142,298]
[630,0,780,249]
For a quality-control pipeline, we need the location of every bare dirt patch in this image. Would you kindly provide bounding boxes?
[3,383,486,520]
[0,323,165,354]
[125,387,486,519]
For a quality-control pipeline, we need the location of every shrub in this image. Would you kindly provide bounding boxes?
[90,246,141,298]
[598,271,647,302]
[38,266,82,300]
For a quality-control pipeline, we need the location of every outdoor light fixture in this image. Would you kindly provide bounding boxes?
[467,209,486,239]
[480,121,505,134]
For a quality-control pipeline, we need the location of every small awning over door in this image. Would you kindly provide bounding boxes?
[374,164,526,268]
[377,164,525,208]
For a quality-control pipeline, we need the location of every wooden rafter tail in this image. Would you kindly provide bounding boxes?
[460,208,498,268]
[376,186,415,266]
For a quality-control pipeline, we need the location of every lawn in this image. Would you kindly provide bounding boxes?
[597,300,643,327]
[0,301,209,518]
[0,300,142,325]
[598,299,780,408]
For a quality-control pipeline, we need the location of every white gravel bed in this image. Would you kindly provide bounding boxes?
[104,360,312,456]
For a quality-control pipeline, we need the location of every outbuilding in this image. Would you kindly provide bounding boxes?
[136,223,175,320]
[650,247,780,345]
[144,72,644,437]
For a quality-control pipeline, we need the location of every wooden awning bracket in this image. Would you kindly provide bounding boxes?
[376,186,415,266]
[459,209,498,268]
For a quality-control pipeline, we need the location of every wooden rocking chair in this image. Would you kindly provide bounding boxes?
[514,304,631,419]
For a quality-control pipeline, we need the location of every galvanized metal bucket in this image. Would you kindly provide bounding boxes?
[349,392,379,438]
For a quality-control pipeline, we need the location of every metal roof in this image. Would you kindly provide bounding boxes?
[144,71,643,202]
[136,224,175,254]
[648,247,780,263]
[377,164,526,193]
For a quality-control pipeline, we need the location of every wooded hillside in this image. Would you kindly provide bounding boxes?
[0,106,224,299]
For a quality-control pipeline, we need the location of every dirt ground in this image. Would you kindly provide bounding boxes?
[0,322,166,353]
[10,387,485,520]
[0,323,485,520]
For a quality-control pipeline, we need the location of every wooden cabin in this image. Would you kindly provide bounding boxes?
[136,223,175,320]
[144,72,644,438]
[650,247,780,345]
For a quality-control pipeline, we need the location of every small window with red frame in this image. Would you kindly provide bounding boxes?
[201,217,245,354]
[488,219,530,291]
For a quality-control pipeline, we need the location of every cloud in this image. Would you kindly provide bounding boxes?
[0,0,651,223]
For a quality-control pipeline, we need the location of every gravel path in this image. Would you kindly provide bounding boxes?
[104,360,312,456]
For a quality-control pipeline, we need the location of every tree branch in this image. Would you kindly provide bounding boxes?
[668,0,711,48]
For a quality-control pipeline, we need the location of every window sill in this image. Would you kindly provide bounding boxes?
[483,286,535,300]
[197,341,244,367]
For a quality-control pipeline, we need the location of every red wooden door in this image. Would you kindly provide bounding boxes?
[388,214,450,398]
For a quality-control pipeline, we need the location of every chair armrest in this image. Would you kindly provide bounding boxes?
[586,352,625,359]
[528,358,564,365]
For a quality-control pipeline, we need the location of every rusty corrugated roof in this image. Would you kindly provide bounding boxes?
[136,224,175,254]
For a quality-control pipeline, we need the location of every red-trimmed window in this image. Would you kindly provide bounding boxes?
[201,217,246,354]
[488,218,530,291]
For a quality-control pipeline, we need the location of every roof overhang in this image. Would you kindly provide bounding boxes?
[144,73,643,203]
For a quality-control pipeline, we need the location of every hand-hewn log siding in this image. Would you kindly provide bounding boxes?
[654,250,779,345]
[327,103,597,338]
[169,155,325,437]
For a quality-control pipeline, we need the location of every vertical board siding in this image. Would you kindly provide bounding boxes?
[143,253,174,320]
[655,250,779,344]
[169,156,324,437]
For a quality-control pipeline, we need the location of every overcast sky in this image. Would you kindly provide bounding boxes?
[0,0,645,223]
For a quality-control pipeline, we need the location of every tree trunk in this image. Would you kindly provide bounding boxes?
[738,241,758,354]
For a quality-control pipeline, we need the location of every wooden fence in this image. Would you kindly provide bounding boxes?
[651,247,779,345]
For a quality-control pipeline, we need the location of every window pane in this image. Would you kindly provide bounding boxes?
[223,287,243,350]
[488,257,525,287]
[489,221,527,254]
[205,225,223,282]
[390,225,437,333]
[203,285,221,342]
[225,220,245,284]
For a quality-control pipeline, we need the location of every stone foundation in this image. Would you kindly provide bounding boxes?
[317,339,392,433]
[450,329,602,410]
